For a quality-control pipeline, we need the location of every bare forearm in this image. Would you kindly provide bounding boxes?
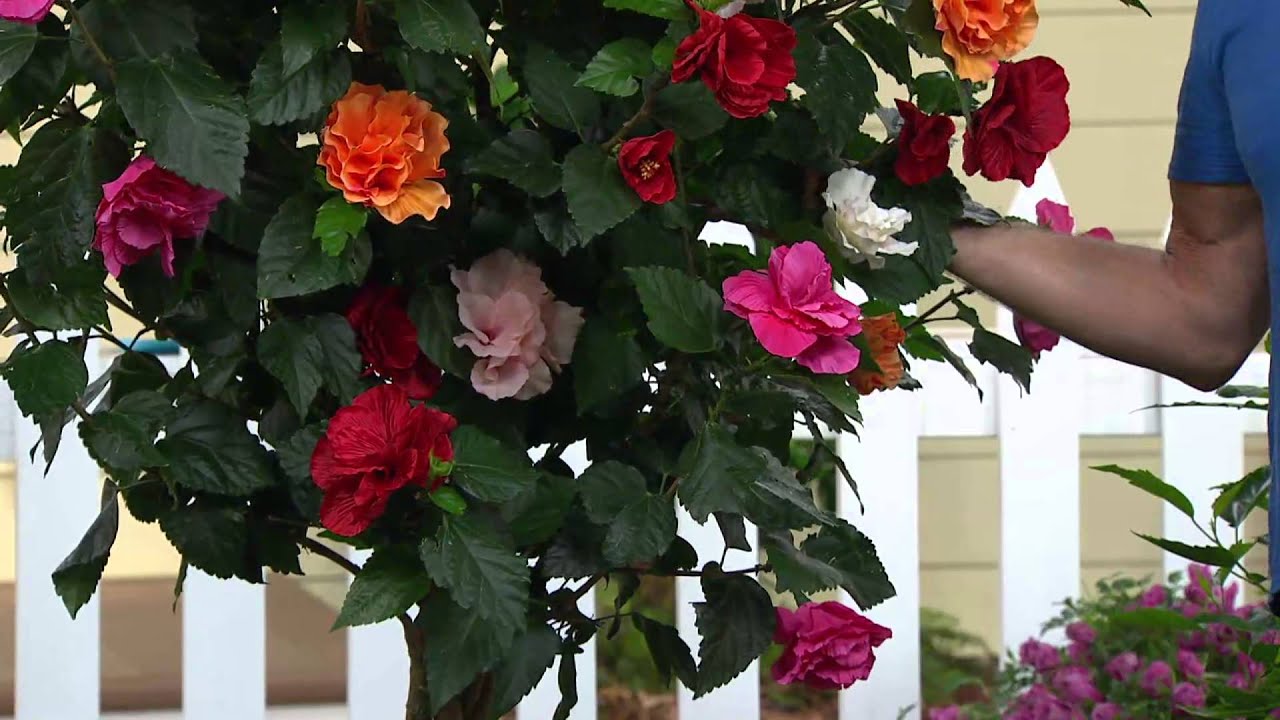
[950,222,1267,389]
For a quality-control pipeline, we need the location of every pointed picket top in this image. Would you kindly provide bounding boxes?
[1005,158,1067,225]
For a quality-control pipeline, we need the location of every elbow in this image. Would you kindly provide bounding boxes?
[1175,343,1254,393]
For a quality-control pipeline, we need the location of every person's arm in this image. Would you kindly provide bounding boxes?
[949,181,1269,391]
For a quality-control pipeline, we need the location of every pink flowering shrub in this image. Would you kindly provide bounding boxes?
[930,568,1280,720]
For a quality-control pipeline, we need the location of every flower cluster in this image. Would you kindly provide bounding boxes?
[931,567,1280,720]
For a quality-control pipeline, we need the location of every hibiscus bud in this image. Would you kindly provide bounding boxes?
[430,455,455,481]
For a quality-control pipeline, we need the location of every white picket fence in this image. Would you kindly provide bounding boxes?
[0,160,1269,719]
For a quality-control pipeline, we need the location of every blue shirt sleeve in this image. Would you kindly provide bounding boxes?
[1169,3,1251,184]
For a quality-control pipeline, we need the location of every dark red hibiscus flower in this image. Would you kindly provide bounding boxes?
[310,384,457,537]
[671,0,797,119]
[618,130,677,204]
[346,284,443,400]
[893,99,956,186]
[962,56,1071,186]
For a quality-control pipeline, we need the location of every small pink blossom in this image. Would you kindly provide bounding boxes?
[1065,622,1096,646]
[1004,685,1079,720]
[1171,681,1205,709]
[928,706,965,720]
[772,601,892,690]
[1105,652,1140,682]
[1139,660,1173,697]
[1138,584,1169,608]
[1090,703,1122,720]
[0,0,54,24]
[1052,666,1102,704]
[452,250,584,401]
[1013,200,1114,359]
[1176,649,1204,680]
[93,156,224,278]
[723,241,862,374]
[1019,638,1061,674]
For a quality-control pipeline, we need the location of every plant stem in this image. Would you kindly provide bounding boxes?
[604,76,669,150]
[92,326,132,352]
[904,287,976,331]
[636,564,770,578]
[59,0,115,83]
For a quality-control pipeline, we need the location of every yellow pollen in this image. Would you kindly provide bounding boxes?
[638,158,661,180]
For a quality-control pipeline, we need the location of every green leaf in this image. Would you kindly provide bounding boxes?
[116,51,250,196]
[468,129,562,198]
[763,532,836,603]
[258,314,364,416]
[247,45,352,126]
[535,204,588,254]
[970,328,1033,393]
[277,425,324,522]
[553,648,579,720]
[741,449,836,530]
[1213,465,1270,528]
[604,495,677,566]
[694,569,775,697]
[1116,0,1151,16]
[490,624,562,716]
[407,285,474,379]
[503,474,577,547]
[678,425,752,522]
[714,165,790,229]
[800,522,896,610]
[1094,464,1195,521]
[258,195,372,298]
[80,391,171,473]
[1134,534,1238,567]
[562,143,640,240]
[794,35,877,150]
[651,81,728,140]
[626,267,724,353]
[603,0,688,19]
[579,461,648,523]
[160,502,251,580]
[0,21,37,85]
[156,400,274,496]
[334,549,432,629]
[633,614,698,689]
[6,122,127,277]
[450,426,540,503]
[525,45,602,138]
[914,71,963,115]
[902,0,946,60]
[844,13,913,87]
[419,515,531,635]
[2,340,87,418]
[5,265,109,331]
[52,483,119,618]
[395,0,488,54]
[75,0,196,63]
[573,319,646,414]
[577,39,653,97]
[419,591,518,715]
[280,0,348,75]
[314,197,368,257]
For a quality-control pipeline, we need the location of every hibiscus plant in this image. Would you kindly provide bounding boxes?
[0,0,1143,718]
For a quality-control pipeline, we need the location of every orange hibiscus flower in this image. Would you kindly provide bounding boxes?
[933,0,1038,82]
[850,315,907,395]
[318,83,451,225]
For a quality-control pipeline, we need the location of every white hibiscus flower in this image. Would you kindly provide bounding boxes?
[821,168,915,269]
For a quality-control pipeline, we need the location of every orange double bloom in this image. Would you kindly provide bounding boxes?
[319,83,451,225]
[933,0,1038,82]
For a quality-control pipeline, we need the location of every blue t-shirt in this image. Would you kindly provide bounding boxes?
[1168,1,1280,605]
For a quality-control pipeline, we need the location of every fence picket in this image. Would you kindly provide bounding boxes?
[837,391,923,720]
[182,570,266,720]
[347,548,410,720]
[14,340,106,719]
[996,309,1083,651]
[1158,376,1245,578]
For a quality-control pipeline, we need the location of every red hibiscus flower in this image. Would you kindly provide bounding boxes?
[618,130,677,204]
[310,384,457,536]
[962,57,1070,186]
[346,285,443,401]
[671,0,796,119]
[893,99,956,186]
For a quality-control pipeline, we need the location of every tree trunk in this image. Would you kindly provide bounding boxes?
[404,625,494,720]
